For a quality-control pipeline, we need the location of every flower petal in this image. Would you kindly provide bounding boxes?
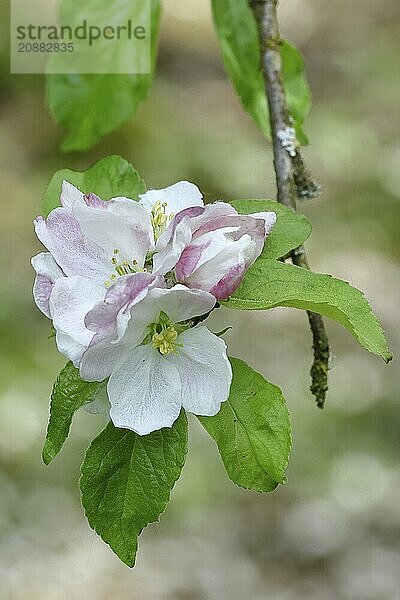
[175,230,227,281]
[152,216,192,275]
[84,387,110,415]
[166,326,232,416]
[55,331,88,368]
[80,273,164,382]
[60,180,85,209]
[139,181,203,217]
[79,341,132,382]
[108,344,182,435]
[181,234,256,299]
[49,276,105,364]
[34,209,110,282]
[210,263,247,299]
[250,211,277,236]
[70,198,153,269]
[188,202,238,237]
[31,252,64,317]
[142,285,216,324]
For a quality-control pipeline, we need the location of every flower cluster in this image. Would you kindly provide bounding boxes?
[32,181,276,434]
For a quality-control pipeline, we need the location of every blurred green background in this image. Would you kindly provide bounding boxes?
[0,0,399,598]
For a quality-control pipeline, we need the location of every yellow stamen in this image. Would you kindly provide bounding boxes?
[152,326,179,355]
[151,200,171,240]
[104,248,144,287]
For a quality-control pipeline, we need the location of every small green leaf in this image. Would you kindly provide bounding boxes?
[42,362,104,465]
[229,198,312,259]
[46,0,161,152]
[225,260,392,363]
[211,0,311,142]
[80,411,188,567]
[42,155,146,216]
[199,357,291,493]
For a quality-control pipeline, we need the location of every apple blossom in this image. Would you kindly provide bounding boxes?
[81,283,231,435]
[32,178,278,435]
[139,182,277,299]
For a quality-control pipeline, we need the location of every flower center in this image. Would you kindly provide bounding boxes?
[151,201,174,240]
[104,249,146,287]
[152,326,179,355]
[143,311,188,355]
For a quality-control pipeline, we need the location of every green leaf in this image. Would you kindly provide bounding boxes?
[46,0,161,152]
[198,357,291,493]
[224,260,392,363]
[211,0,310,142]
[281,41,311,144]
[229,198,312,259]
[42,155,146,216]
[42,362,104,465]
[80,412,188,567]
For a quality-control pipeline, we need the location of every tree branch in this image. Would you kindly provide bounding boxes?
[249,0,330,408]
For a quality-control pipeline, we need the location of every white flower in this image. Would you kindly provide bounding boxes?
[139,182,277,299]
[82,284,232,435]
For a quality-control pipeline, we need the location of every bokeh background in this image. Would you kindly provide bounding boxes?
[0,0,399,598]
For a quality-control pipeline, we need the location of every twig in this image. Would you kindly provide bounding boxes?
[249,0,330,408]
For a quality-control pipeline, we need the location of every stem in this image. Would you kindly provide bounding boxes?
[249,0,330,408]
[191,303,220,327]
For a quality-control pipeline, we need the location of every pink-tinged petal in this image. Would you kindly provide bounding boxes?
[31,252,64,317]
[182,235,256,298]
[33,275,55,318]
[70,199,153,269]
[79,273,164,382]
[156,205,204,251]
[34,209,110,282]
[108,344,182,435]
[83,192,109,210]
[85,273,163,341]
[139,181,203,217]
[175,239,211,280]
[49,276,105,364]
[166,326,232,415]
[250,211,277,236]
[154,203,238,275]
[189,203,238,238]
[157,202,235,250]
[193,214,252,240]
[209,263,247,300]
[176,230,230,277]
[60,180,154,270]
